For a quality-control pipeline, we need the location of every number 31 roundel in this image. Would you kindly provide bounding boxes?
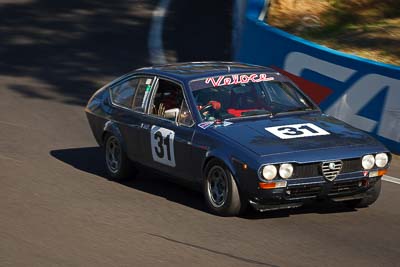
[150,126,176,167]
[265,123,330,139]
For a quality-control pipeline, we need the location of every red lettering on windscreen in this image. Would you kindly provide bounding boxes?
[205,73,274,87]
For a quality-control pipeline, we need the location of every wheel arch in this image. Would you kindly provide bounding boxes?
[101,121,127,152]
[202,152,237,183]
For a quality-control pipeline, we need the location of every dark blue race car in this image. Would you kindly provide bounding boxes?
[85,62,391,216]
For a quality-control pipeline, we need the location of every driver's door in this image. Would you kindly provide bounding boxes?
[140,78,196,181]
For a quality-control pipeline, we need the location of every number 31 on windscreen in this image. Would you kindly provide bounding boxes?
[265,123,330,139]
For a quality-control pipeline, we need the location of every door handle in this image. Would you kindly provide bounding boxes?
[175,136,191,145]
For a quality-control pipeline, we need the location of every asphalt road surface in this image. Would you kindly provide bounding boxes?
[1,1,399,266]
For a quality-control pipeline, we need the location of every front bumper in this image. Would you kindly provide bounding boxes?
[249,171,381,211]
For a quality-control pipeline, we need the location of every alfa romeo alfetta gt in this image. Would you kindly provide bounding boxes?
[85,62,390,216]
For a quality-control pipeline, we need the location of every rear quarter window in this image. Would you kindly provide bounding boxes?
[110,79,139,108]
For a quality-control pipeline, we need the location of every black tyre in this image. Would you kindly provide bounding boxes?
[104,133,136,182]
[345,179,381,208]
[203,159,247,216]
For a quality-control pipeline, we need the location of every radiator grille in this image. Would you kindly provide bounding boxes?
[342,158,361,173]
[292,158,361,179]
[293,163,320,178]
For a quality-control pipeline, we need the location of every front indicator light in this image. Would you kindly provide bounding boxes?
[362,155,375,170]
[279,163,293,179]
[375,153,388,168]
[369,169,388,177]
[262,165,277,180]
[259,181,287,189]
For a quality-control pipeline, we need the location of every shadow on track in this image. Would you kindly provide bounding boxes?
[50,146,357,218]
[241,201,356,220]
[50,147,207,213]
[0,0,232,106]
[0,0,157,105]
[163,0,232,62]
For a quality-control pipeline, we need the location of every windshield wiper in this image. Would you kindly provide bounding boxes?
[272,107,316,116]
[225,110,273,121]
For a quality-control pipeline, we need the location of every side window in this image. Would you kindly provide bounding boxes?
[150,79,190,122]
[110,79,138,108]
[132,77,154,111]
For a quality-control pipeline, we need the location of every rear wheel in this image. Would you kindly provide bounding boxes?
[345,179,381,208]
[203,159,247,216]
[104,134,136,182]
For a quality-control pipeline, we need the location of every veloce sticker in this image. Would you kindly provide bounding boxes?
[265,123,330,139]
[150,126,176,167]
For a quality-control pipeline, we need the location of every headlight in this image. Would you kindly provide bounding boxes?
[262,165,277,180]
[279,163,293,179]
[362,154,375,170]
[375,153,388,168]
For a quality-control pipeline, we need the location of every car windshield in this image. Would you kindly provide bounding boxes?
[190,73,317,121]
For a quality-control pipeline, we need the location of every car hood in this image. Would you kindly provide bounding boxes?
[212,113,381,157]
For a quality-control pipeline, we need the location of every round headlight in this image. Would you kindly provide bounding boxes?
[375,153,388,168]
[262,165,277,180]
[279,163,293,179]
[362,154,375,170]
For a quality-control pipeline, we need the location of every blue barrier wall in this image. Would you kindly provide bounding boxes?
[234,0,400,153]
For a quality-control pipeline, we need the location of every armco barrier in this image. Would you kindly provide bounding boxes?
[234,0,400,153]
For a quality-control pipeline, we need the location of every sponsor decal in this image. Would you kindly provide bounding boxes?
[214,120,233,127]
[265,123,330,139]
[198,121,214,129]
[214,121,234,127]
[205,73,274,87]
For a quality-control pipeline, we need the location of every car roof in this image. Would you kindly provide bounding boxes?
[134,62,277,83]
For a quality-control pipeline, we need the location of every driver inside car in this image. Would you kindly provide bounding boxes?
[198,100,221,120]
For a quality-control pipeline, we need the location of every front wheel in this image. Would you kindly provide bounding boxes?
[104,134,136,182]
[345,179,381,208]
[203,160,247,216]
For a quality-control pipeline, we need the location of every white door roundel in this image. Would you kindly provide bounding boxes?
[150,126,176,167]
[265,123,330,139]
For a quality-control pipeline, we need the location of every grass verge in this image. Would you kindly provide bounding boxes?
[267,0,400,66]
